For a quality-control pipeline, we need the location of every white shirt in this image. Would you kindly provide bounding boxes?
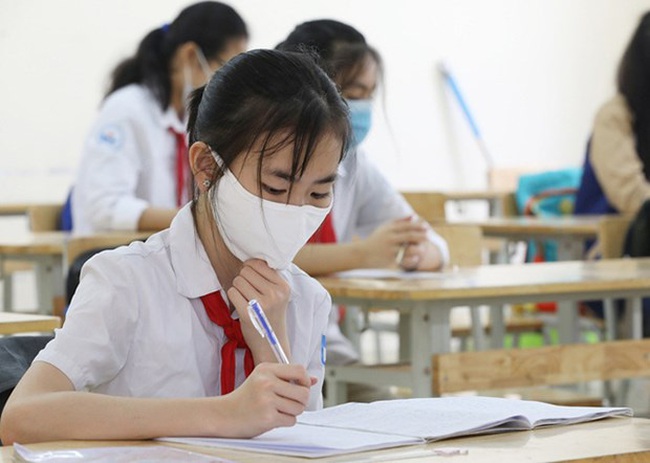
[72,84,186,234]
[325,148,450,365]
[36,204,331,410]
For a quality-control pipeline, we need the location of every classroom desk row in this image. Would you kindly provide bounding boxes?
[2,417,650,462]
[318,258,650,403]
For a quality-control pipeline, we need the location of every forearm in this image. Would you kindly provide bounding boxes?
[294,242,366,276]
[1,392,228,444]
[137,208,178,231]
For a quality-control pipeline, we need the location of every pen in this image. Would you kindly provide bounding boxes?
[395,215,415,269]
[247,299,290,364]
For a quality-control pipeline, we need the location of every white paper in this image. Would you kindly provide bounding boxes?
[13,443,231,463]
[160,424,422,458]
[159,397,632,458]
[334,269,445,280]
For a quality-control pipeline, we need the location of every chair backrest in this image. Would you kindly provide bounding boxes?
[400,191,447,222]
[432,339,650,395]
[27,204,64,231]
[430,224,483,267]
[65,234,149,305]
[598,215,633,259]
[0,335,53,424]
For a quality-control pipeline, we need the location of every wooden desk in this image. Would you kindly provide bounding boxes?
[0,312,61,334]
[0,203,48,217]
[318,258,650,400]
[0,232,67,313]
[444,189,515,216]
[0,231,151,314]
[2,417,649,462]
[447,215,607,260]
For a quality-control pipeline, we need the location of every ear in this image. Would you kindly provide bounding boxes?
[189,141,218,193]
[174,41,200,68]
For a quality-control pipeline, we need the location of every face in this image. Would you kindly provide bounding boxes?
[190,37,249,88]
[229,132,341,208]
[340,55,378,101]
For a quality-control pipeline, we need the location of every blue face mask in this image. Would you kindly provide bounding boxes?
[347,99,373,146]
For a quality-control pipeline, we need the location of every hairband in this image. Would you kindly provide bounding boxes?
[161,23,170,33]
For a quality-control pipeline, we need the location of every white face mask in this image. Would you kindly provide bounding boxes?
[211,161,332,270]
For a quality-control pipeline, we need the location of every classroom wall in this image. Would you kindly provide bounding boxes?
[1,0,649,203]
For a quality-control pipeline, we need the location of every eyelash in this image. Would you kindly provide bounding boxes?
[262,184,331,200]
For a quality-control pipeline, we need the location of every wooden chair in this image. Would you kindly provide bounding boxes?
[432,339,650,406]
[400,191,447,222]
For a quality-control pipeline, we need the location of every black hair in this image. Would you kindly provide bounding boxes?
[276,19,383,93]
[106,1,247,109]
[187,49,350,200]
[617,11,650,177]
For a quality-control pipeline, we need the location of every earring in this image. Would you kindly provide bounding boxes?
[202,179,211,188]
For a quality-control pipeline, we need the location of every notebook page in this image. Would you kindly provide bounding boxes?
[299,397,532,441]
[508,399,633,427]
[160,423,422,458]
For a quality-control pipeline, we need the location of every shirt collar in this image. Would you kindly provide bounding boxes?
[169,204,223,298]
[160,105,187,134]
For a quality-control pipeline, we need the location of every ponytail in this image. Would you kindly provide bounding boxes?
[107,27,169,105]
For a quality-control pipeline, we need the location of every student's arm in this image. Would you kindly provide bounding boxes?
[591,95,650,215]
[0,361,313,444]
[294,219,430,276]
[137,207,178,231]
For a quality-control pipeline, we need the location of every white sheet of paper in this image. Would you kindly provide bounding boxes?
[334,269,446,280]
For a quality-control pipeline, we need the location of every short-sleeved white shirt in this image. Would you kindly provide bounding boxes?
[325,148,450,365]
[36,204,331,410]
[72,84,186,234]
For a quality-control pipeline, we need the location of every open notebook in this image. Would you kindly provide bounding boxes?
[160,396,632,458]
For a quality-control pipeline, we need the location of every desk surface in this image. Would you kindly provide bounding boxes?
[447,215,605,237]
[0,312,61,334]
[2,417,649,463]
[0,203,60,216]
[0,231,68,256]
[318,258,650,303]
[443,189,513,201]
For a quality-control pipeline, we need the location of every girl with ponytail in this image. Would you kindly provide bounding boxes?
[71,1,248,234]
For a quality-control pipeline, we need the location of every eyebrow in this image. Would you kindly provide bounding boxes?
[269,169,338,185]
[345,82,377,92]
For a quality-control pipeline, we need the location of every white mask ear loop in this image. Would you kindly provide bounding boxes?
[195,47,214,83]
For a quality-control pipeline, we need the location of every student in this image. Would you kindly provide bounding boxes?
[278,21,449,367]
[0,49,350,444]
[574,12,650,336]
[71,1,248,234]
[575,12,650,217]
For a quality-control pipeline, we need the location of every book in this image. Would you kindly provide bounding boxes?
[159,396,632,458]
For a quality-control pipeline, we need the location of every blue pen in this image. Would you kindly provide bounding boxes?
[247,299,290,364]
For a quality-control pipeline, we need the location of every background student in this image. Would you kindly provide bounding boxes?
[278,20,449,367]
[575,11,650,217]
[0,49,350,444]
[575,11,650,336]
[71,1,248,234]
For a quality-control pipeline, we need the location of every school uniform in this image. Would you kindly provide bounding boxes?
[575,94,650,216]
[325,149,450,365]
[72,84,189,234]
[35,204,330,410]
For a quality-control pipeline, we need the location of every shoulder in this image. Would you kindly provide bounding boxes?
[595,94,633,130]
[81,231,171,283]
[101,84,162,119]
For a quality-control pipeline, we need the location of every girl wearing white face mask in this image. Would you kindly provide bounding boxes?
[279,21,450,373]
[70,2,248,235]
[0,49,350,444]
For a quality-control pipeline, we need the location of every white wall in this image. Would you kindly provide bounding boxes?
[1,0,649,203]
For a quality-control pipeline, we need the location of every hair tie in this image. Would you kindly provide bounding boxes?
[161,23,170,33]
